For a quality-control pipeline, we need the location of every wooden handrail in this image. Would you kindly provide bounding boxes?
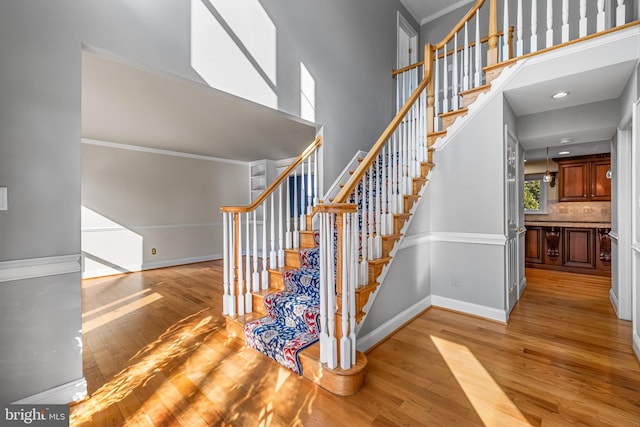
[331,76,430,204]
[391,61,423,77]
[221,136,322,213]
[434,0,486,50]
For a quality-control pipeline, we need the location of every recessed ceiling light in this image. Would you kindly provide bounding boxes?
[558,151,570,155]
[559,137,573,144]
[552,91,569,99]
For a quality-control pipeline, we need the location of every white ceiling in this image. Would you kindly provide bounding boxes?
[400,0,475,24]
[82,51,317,162]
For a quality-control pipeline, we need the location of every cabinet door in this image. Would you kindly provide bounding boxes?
[563,228,595,269]
[558,163,589,201]
[525,227,544,264]
[590,160,611,201]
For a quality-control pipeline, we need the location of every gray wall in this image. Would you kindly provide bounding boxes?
[0,0,416,402]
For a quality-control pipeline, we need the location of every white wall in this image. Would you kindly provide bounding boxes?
[81,142,248,278]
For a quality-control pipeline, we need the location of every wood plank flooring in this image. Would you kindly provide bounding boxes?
[71,263,640,426]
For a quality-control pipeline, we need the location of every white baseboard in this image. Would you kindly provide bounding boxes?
[82,254,222,279]
[633,332,640,362]
[356,296,432,352]
[13,377,87,404]
[609,288,620,317]
[519,277,527,298]
[0,255,81,283]
[431,295,508,323]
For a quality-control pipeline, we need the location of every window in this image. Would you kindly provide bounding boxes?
[524,173,548,214]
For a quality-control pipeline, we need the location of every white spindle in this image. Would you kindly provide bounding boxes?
[300,161,306,231]
[223,213,230,315]
[374,157,382,259]
[237,214,245,316]
[463,22,470,91]
[327,215,337,370]
[443,40,449,113]
[319,212,328,364]
[434,49,441,131]
[340,213,352,370]
[307,155,313,215]
[269,194,276,269]
[277,186,285,268]
[503,0,510,60]
[360,180,369,285]
[252,210,259,292]
[349,212,357,361]
[229,213,236,316]
[546,0,554,48]
[314,150,319,207]
[244,212,252,313]
[285,177,292,249]
[261,203,268,289]
[452,33,459,110]
[562,0,569,43]
[293,167,300,248]
[579,0,587,37]
[597,0,606,32]
[474,10,481,87]
[531,0,538,53]
[516,0,524,56]
[367,167,375,260]
[617,0,626,26]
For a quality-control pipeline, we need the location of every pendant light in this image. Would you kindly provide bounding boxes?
[543,147,554,185]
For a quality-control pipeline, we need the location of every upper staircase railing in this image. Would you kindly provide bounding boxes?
[221,136,321,317]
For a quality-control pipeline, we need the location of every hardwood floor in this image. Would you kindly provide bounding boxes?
[71,263,640,426]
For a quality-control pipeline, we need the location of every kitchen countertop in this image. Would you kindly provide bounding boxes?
[524,221,611,228]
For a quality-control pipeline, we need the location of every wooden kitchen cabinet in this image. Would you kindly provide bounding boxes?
[563,228,595,269]
[525,227,544,264]
[555,154,610,202]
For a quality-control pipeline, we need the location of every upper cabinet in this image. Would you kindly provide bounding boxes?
[555,154,611,202]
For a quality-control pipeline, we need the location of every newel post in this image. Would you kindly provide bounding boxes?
[487,0,499,66]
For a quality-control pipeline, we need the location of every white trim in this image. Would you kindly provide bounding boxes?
[82,138,248,166]
[13,377,87,404]
[0,255,81,283]
[323,150,367,200]
[610,288,620,317]
[398,232,430,250]
[634,332,640,362]
[82,253,222,279]
[519,276,527,298]
[633,244,640,255]
[82,222,222,233]
[421,0,476,25]
[431,295,508,323]
[609,231,619,241]
[430,232,507,246]
[356,296,431,352]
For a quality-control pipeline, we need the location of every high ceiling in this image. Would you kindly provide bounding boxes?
[400,0,475,24]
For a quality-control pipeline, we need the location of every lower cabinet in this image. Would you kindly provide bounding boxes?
[525,225,611,276]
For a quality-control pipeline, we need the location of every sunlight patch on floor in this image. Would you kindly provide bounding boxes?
[82,292,163,333]
[430,335,531,426]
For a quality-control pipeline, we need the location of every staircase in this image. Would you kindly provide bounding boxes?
[221,0,634,397]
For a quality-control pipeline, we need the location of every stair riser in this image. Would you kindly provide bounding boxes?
[300,231,315,249]
[285,250,300,268]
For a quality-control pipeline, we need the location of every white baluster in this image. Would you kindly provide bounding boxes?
[452,33,459,110]
[360,179,369,285]
[474,10,482,87]
[503,0,510,61]
[340,213,352,370]
[617,0,626,27]
[285,176,292,249]
[546,0,554,48]
[531,0,538,53]
[245,212,252,313]
[562,0,570,43]
[261,203,269,290]
[306,156,313,215]
[252,210,259,292]
[367,167,375,260]
[223,212,230,315]
[463,22,470,91]
[434,49,441,131]
[229,213,236,316]
[277,186,285,268]
[269,194,277,269]
[579,0,587,37]
[300,161,306,231]
[597,0,606,32]
[314,149,319,207]
[443,40,449,113]
[293,167,300,248]
[516,0,524,56]
[237,213,245,316]
[374,156,382,259]
[327,215,337,370]
[319,212,328,364]
[349,211,357,361]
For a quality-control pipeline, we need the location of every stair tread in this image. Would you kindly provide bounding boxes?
[459,83,490,96]
[439,107,468,118]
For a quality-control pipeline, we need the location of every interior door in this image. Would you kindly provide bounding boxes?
[505,126,524,315]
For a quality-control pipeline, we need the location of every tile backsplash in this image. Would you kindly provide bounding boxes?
[526,201,611,223]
